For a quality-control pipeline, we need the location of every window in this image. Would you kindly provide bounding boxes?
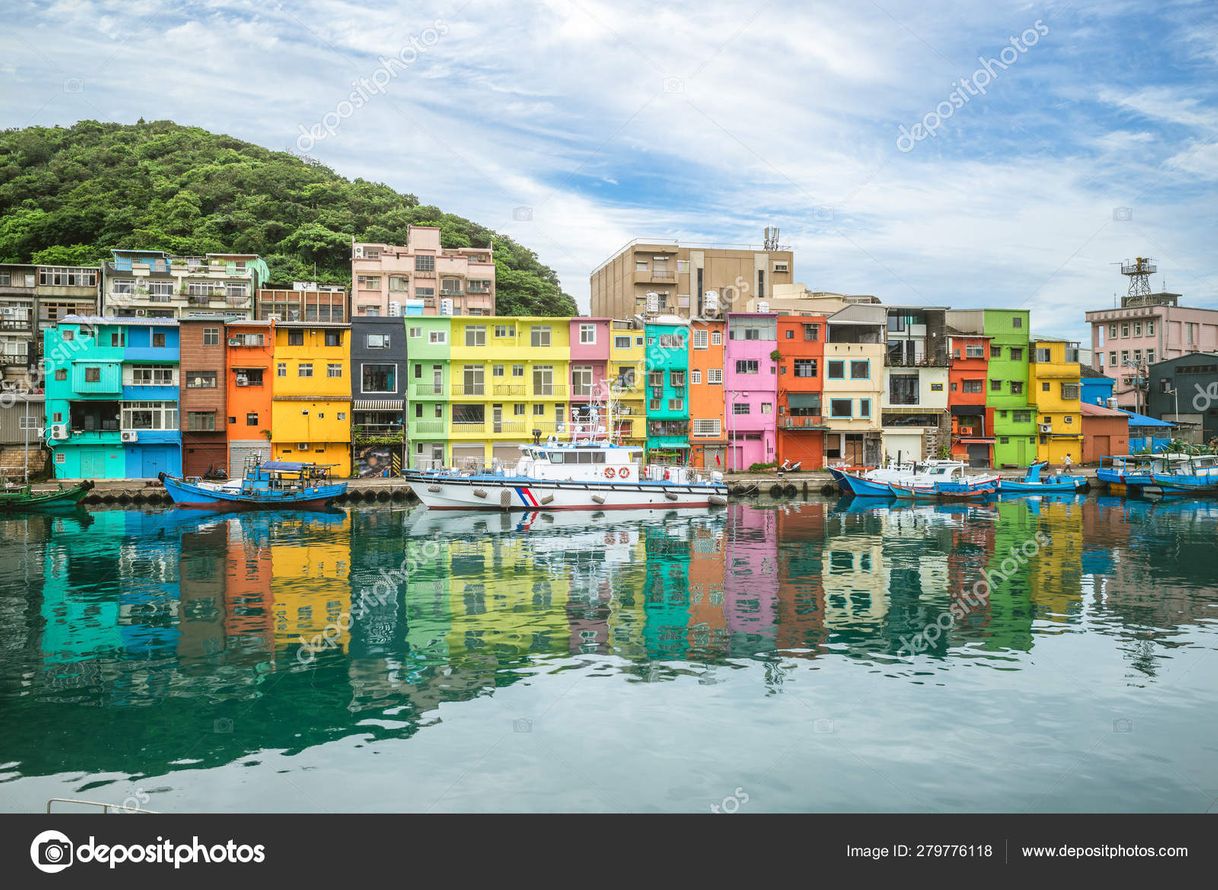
[1013,411,1032,423]
[153,333,166,347]
[121,400,178,431]
[711,331,723,346]
[1134,322,1142,336]
[531,326,552,347]
[533,404,546,416]
[1109,324,1117,338]
[850,360,869,379]
[1042,382,1050,392]
[1061,383,1080,400]
[465,326,487,347]
[579,324,596,344]
[204,328,220,346]
[1121,324,1130,337]
[187,411,216,432]
[298,363,314,377]
[990,379,1001,391]
[492,364,505,377]
[514,404,525,416]
[803,323,821,341]
[830,399,852,418]
[636,259,648,272]
[761,402,773,414]
[532,365,554,395]
[54,368,67,381]
[362,364,396,393]
[991,346,1001,359]
[1109,352,1117,365]
[415,255,435,272]
[670,371,685,387]
[692,419,722,437]
[963,379,983,393]
[512,364,524,377]
[62,330,74,341]
[84,367,100,383]
[708,368,723,384]
[735,360,759,374]
[659,334,685,349]
[463,365,485,394]
[859,399,871,417]
[389,275,409,292]
[357,275,381,290]
[495,325,515,338]
[409,327,422,338]
[889,375,918,405]
[1012,316,1023,328]
[733,403,751,415]
[693,329,708,349]
[325,330,343,347]
[1010,382,1023,394]
[614,335,631,349]
[690,370,702,385]
[327,363,342,378]
[794,359,818,378]
[185,371,216,388]
[429,330,446,344]
[1009,347,1023,361]
[828,360,845,379]
[234,368,264,387]
[288,330,304,346]
[453,404,485,424]
[1147,350,1156,364]
[1148,321,1155,335]
[366,333,390,348]
[965,345,985,358]
[668,398,684,411]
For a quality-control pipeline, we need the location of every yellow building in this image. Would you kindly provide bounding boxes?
[271,514,352,656]
[608,320,646,446]
[271,321,353,475]
[1029,338,1083,465]
[446,316,572,468]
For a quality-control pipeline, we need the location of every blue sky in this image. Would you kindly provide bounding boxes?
[2,0,1216,339]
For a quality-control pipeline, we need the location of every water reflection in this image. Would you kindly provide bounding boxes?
[2,496,1217,803]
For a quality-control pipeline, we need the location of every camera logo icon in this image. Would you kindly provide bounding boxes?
[30,829,74,873]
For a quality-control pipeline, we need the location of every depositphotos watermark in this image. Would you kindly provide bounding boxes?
[896,19,1049,152]
[899,530,1051,655]
[295,20,448,152]
[30,829,265,873]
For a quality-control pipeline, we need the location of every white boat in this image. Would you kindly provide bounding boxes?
[403,441,729,510]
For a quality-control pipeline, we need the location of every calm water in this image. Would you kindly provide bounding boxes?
[2,497,1217,813]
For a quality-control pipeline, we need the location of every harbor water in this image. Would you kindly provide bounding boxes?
[1,496,1216,812]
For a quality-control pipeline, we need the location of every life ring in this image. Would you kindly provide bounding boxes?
[619,467,631,479]
[663,468,671,480]
[604,467,616,478]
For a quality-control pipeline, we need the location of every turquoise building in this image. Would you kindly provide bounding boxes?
[44,316,182,479]
[644,319,690,461]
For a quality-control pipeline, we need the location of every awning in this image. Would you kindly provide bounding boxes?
[957,436,995,444]
[951,405,985,416]
[787,393,821,409]
[354,399,404,411]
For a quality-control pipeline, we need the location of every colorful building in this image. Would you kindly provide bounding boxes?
[1080,402,1129,463]
[225,320,274,471]
[101,250,268,320]
[405,317,451,470]
[608,321,646,446]
[568,317,611,437]
[351,226,496,317]
[689,318,727,469]
[45,316,182,479]
[351,316,406,476]
[179,319,228,477]
[775,314,826,468]
[270,321,352,475]
[881,306,950,462]
[1080,364,1116,408]
[947,329,994,466]
[644,317,690,463]
[725,313,778,470]
[1030,337,1083,465]
[822,304,886,465]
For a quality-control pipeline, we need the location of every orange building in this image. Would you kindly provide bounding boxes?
[688,318,727,469]
[947,330,995,466]
[1080,402,1129,464]
[225,320,275,470]
[776,315,827,468]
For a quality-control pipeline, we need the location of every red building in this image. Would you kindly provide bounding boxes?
[179,319,229,477]
[775,315,827,468]
[1080,402,1129,464]
[947,330,995,466]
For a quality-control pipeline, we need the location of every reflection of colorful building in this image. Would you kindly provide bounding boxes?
[1028,498,1083,622]
[776,315,827,468]
[224,515,275,660]
[724,505,777,655]
[687,517,728,657]
[642,524,691,659]
[725,314,778,470]
[774,503,827,654]
[271,514,352,655]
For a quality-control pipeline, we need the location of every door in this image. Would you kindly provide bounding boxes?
[80,449,110,478]
[843,435,864,466]
[493,404,503,434]
[1092,435,1109,463]
[967,444,990,468]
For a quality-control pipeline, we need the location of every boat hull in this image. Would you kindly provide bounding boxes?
[160,474,347,509]
[839,473,898,498]
[0,480,93,511]
[1150,474,1218,495]
[999,478,1087,493]
[403,472,727,510]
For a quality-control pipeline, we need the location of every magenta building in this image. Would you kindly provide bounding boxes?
[724,313,779,470]
[569,318,611,435]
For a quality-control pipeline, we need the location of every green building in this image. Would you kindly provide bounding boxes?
[405,317,451,469]
[643,319,690,462]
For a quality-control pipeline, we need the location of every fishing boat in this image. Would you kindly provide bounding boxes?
[833,459,924,497]
[887,461,999,500]
[1151,454,1218,495]
[1096,454,1165,494]
[159,458,347,509]
[998,461,1087,494]
[403,440,727,510]
[0,480,93,511]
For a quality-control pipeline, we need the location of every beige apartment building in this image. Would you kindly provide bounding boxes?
[351,225,496,317]
[590,240,794,319]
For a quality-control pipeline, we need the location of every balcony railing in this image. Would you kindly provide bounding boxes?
[440,289,464,297]
[451,422,487,434]
[450,385,487,397]
[532,385,568,398]
[412,421,446,435]
[412,383,445,396]
[0,319,32,331]
[781,415,827,430]
[492,384,527,396]
[885,353,949,367]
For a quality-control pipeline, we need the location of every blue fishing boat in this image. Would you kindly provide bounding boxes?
[887,462,999,500]
[998,461,1088,494]
[1096,454,1163,493]
[160,458,347,509]
[1150,454,1218,495]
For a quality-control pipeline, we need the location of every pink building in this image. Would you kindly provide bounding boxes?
[1086,292,1218,409]
[568,318,610,434]
[351,226,496,317]
[724,313,779,470]
[723,505,777,652]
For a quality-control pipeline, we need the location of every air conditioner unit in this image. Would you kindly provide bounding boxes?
[439,298,454,316]
[1106,397,1119,409]
[50,424,68,440]
[756,300,770,313]
[135,309,147,317]
[228,337,242,346]
[353,245,365,259]
[121,430,138,443]
[267,313,281,322]
[236,375,249,387]
[388,301,401,317]
[1039,424,1053,433]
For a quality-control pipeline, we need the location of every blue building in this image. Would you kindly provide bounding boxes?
[44,316,182,479]
[1080,365,1116,408]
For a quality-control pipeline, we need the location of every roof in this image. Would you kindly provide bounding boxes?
[1080,365,1114,379]
[61,314,179,326]
[1149,352,1218,369]
[1080,402,1128,419]
[945,326,992,338]
[1120,409,1173,428]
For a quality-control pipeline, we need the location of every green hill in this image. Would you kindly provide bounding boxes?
[0,119,577,316]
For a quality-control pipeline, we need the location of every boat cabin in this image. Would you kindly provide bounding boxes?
[508,441,644,481]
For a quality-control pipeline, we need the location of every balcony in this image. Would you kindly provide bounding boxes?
[412,420,446,435]
[451,422,487,435]
[885,352,948,368]
[532,384,568,398]
[492,384,527,396]
[781,415,828,430]
[450,385,487,397]
[440,288,464,297]
[634,269,676,284]
[0,318,32,331]
[412,383,445,396]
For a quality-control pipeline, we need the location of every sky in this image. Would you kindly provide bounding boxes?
[2,0,1217,340]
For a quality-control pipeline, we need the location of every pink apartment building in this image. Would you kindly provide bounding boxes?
[568,318,610,435]
[351,226,496,317]
[724,313,779,470]
[1086,292,1218,409]
[723,505,778,651]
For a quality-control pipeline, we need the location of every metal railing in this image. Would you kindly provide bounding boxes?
[780,414,826,430]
